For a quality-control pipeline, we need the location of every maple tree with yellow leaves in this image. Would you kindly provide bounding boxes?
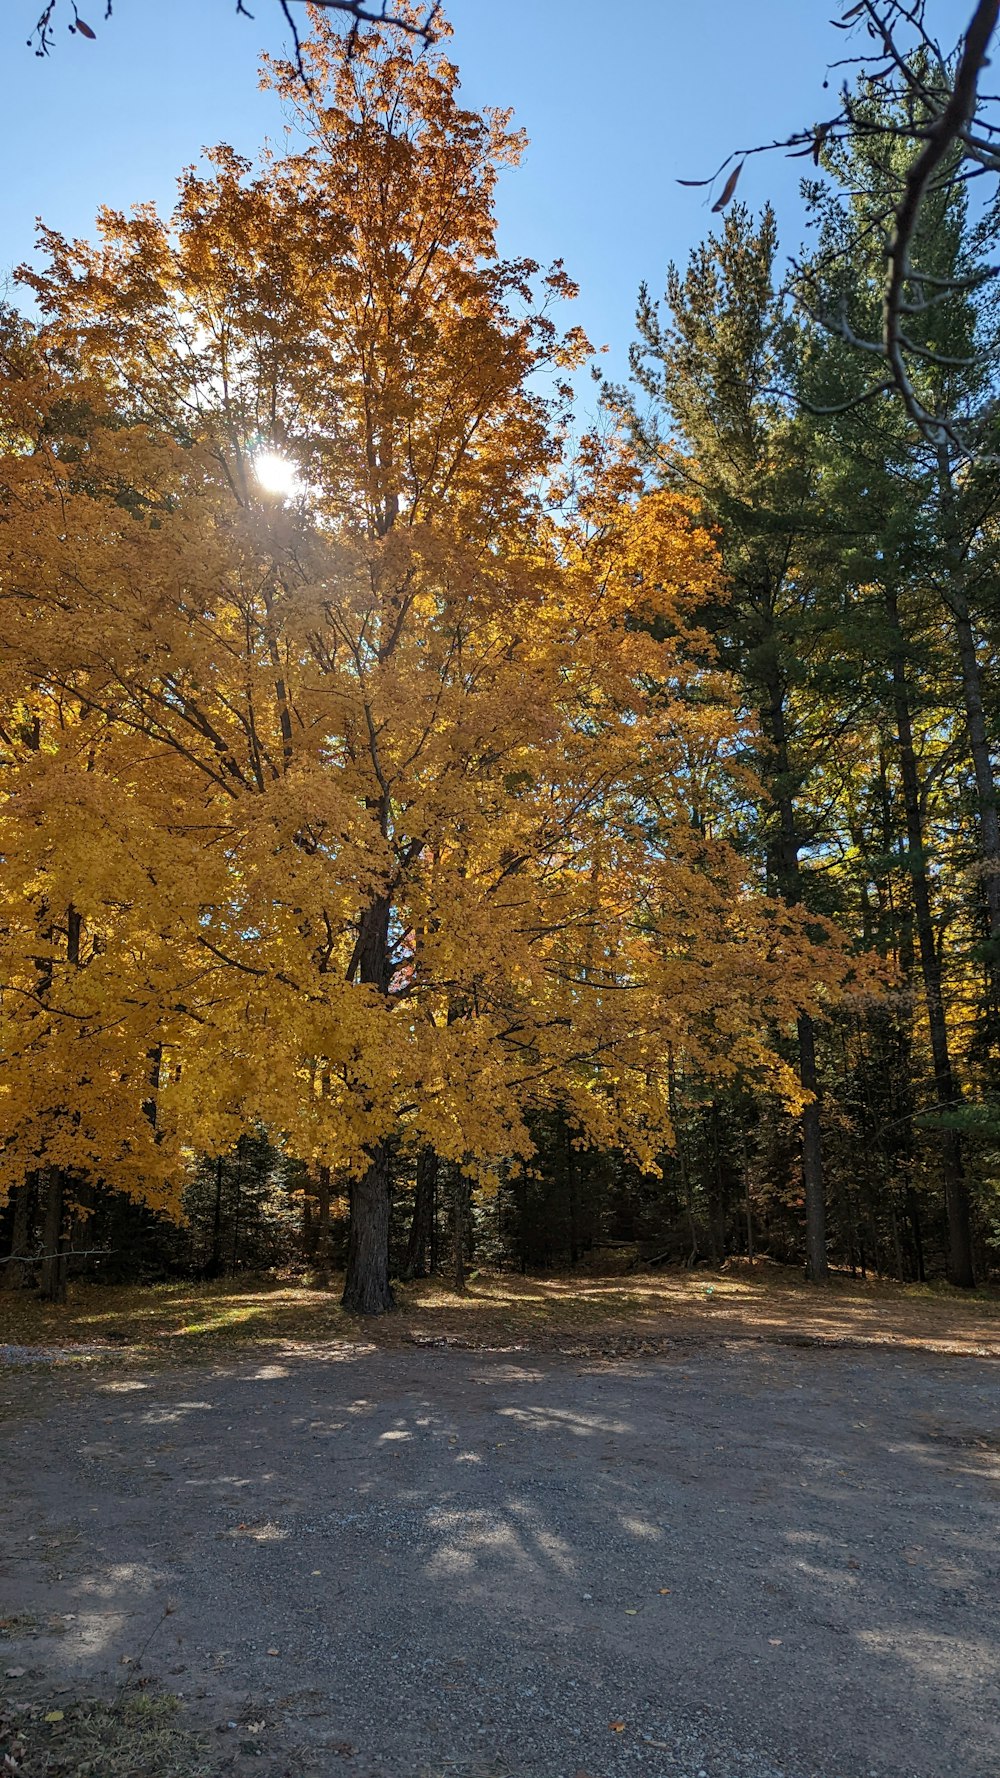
[0,15,859,1310]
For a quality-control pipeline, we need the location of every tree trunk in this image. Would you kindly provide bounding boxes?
[342,1142,395,1314]
[403,1147,436,1280]
[342,889,396,1313]
[302,1174,316,1260]
[888,591,975,1286]
[935,446,1000,1014]
[889,1196,906,1283]
[799,1013,828,1280]
[38,1168,68,1304]
[207,1155,224,1279]
[742,1138,754,1265]
[566,1126,580,1267]
[452,1166,468,1294]
[314,1164,332,1289]
[518,1174,528,1274]
[230,1148,243,1277]
[907,1183,926,1283]
[762,670,828,1280]
[707,1102,727,1266]
[1,1176,36,1292]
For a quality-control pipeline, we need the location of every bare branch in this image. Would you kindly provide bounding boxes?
[29,0,442,59]
[679,0,1000,457]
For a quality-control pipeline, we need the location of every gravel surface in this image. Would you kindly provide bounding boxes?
[1,1341,998,1777]
[0,1343,105,1365]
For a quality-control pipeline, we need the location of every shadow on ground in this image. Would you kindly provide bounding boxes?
[1,1341,998,1778]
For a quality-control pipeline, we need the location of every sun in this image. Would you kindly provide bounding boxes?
[253,450,300,499]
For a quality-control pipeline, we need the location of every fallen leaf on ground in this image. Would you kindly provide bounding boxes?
[43,1711,64,1723]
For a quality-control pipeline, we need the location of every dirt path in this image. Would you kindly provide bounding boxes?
[2,1341,998,1778]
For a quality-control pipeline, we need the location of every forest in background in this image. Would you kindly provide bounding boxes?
[2,8,1000,1311]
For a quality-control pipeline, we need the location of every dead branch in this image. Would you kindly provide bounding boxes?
[680,0,1000,457]
[29,0,442,63]
[0,1244,114,1264]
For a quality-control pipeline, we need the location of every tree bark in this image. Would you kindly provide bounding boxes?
[799,1014,828,1281]
[762,668,828,1280]
[342,1142,395,1314]
[935,446,1000,1014]
[342,885,396,1313]
[1,1176,36,1292]
[207,1155,225,1279]
[38,1168,68,1304]
[907,1183,926,1282]
[707,1102,727,1266]
[403,1146,436,1280]
[314,1163,332,1288]
[230,1146,243,1277]
[742,1138,754,1265]
[452,1166,468,1294]
[888,590,975,1286]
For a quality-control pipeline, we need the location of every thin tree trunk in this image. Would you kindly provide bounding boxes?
[889,1196,906,1283]
[799,1014,828,1280]
[566,1126,580,1266]
[314,1164,332,1289]
[935,446,1000,1013]
[430,1156,439,1276]
[708,1101,727,1265]
[668,1052,698,1266]
[452,1167,468,1294]
[1,1176,36,1291]
[404,1147,436,1280]
[763,671,828,1281]
[230,1148,243,1277]
[888,591,975,1286]
[907,1183,926,1282]
[742,1138,754,1265]
[208,1155,224,1279]
[518,1175,528,1274]
[342,1142,395,1314]
[302,1174,316,1260]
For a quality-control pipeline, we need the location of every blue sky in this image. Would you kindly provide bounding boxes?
[1,0,972,389]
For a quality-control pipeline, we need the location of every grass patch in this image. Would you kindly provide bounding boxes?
[0,1688,221,1778]
[1,1259,998,1363]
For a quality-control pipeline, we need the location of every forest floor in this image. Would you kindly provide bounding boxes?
[1,1268,999,1778]
[1,1256,999,1367]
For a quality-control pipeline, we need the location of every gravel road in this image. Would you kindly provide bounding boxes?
[1,1341,997,1778]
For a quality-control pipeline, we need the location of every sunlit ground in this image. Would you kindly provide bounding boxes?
[1,1260,998,1362]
